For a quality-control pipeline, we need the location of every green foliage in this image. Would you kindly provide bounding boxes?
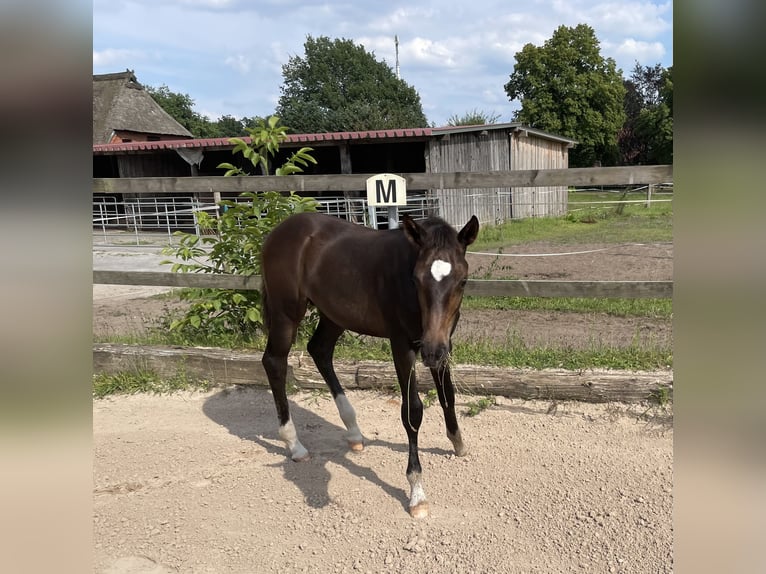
[504,24,626,167]
[161,116,318,340]
[276,35,428,132]
[464,396,496,417]
[447,108,501,126]
[422,388,439,408]
[619,64,673,165]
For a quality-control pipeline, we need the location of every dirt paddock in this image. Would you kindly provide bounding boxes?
[93,240,673,573]
[93,387,672,574]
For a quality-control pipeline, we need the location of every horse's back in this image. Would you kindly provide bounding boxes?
[262,213,413,336]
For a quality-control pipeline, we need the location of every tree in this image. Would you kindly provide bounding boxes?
[161,116,318,343]
[447,109,501,126]
[619,64,673,165]
[147,85,259,138]
[504,24,626,167]
[276,35,428,133]
[146,84,215,137]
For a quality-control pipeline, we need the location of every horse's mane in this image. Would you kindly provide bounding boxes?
[417,217,459,248]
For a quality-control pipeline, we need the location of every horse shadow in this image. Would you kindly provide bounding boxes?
[202,386,452,513]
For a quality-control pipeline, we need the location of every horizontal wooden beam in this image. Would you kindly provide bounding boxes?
[93,270,672,299]
[93,343,673,404]
[93,269,263,290]
[93,165,673,195]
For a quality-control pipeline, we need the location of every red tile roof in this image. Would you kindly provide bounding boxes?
[93,127,434,153]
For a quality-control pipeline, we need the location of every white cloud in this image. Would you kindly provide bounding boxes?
[610,38,666,65]
[93,48,146,68]
[404,37,460,69]
[224,54,252,74]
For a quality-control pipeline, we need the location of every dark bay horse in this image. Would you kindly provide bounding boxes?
[260,211,479,518]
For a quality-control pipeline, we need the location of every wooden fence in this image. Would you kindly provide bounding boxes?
[94,165,672,195]
[92,270,671,299]
[93,165,672,299]
[93,166,673,402]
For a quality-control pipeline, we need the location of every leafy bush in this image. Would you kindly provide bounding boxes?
[161,116,318,342]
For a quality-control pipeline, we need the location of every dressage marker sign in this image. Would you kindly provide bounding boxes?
[366,173,407,229]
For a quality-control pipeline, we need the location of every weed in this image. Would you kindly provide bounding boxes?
[463,396,496,417]
[303,388,331,406]
[422,388,439,408]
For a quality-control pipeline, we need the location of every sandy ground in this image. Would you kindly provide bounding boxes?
[93,240,673,573]
[93,388,672,574]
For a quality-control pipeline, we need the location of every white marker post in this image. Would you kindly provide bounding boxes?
[366,173,407,230]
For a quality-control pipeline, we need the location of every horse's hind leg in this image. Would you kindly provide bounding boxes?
[307,315,364,451]
[262,305,309,461]
[430,365,469,456]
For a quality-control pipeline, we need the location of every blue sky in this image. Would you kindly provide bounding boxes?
[93,0,672,128]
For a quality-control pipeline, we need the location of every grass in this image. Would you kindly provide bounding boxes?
[94,294,672,373]
[472,190,672,250]
[451,334,671,371]
[93,368,211,398]
[462,296,672,319]
[94,195,673,384]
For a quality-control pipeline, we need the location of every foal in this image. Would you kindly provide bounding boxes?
[260,212,479,518]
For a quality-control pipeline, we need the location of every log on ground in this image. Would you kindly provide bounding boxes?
[93,344,672,404]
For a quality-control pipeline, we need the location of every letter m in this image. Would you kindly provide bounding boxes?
[376,180,397,204]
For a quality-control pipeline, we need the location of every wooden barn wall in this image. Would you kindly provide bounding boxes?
[510,134,569,218]
[428,131,512,227]
[117,153,191,179]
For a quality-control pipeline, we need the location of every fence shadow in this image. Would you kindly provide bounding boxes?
[202,386,452,513]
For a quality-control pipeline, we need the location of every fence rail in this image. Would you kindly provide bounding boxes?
[93,165,672,194]
[93,166,673,299]
[92,270,672,299]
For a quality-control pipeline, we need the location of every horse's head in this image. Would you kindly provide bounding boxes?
[402,214,480,368]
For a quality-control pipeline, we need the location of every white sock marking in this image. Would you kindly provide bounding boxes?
[335,394,363,444]
[407,472,427,508]
[279,418,308,461]
[430,259,452,282]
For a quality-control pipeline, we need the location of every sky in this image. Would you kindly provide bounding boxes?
[92,0,673,129]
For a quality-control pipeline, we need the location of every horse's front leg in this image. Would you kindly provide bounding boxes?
[430,363,469,457]
[391,337,428,518]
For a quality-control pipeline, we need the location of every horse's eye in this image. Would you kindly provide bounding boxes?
[460,279,468,288]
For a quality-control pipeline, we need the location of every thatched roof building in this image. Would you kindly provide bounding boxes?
[93,70,193,145]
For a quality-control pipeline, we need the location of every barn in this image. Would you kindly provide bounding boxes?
[94,124,575,227]
[94,72,575,228]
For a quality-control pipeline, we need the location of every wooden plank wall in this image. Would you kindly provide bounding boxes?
[510,133,569,218]
[430,131,512,226]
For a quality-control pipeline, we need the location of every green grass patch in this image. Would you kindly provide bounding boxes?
[451,334,671,371]
[93,368,211,398]
[472,191,672,249]
[462,296,672,319]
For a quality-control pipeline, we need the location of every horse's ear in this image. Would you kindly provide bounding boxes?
[458,215,479,247]
[401,214,423,247]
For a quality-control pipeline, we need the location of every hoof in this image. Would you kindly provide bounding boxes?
[291,447,310,462]
[348,441,364,452]
[454,444,470,457]
[409,501,429,519]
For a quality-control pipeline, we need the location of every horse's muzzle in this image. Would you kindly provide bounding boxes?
[421,343,449,368]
